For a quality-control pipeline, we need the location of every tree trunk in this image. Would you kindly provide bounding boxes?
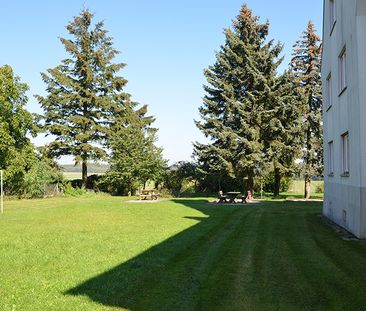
[274,168,281,197]
[82,160,88,189]
[304,176,311,199]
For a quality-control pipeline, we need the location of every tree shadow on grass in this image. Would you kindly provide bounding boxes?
[66,199,360,311]
[66,199,249,310]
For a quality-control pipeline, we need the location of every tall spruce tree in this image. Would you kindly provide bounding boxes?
[195,4,283,195]
[36,10,134,187]
[194,144,238,192]
[263,71,303,196]
[291,21,323,199]
[104,110,166,195]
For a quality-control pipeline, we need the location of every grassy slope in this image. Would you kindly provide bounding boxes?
[1,196,366,310]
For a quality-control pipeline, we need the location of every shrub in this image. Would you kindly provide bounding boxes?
[63,183,87,196]
[22,160,63,198]
[315,182,324,193]
[181,180,196,194]
[254,172,292,194]
[70,175,104,191]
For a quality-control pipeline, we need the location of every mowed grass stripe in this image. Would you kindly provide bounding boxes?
[272,207,336,310]
[305,215,366,307]
[196,205,265,310]
[286,211,351,310]
[126,205,255,310]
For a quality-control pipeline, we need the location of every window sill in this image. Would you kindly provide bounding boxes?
[339,86,347,97]
[340,173,350,177]
[330,20,336,36]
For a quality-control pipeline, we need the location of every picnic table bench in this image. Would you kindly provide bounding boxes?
[139,189,159,200]
[218,191,227,203]
[217,191,250,204]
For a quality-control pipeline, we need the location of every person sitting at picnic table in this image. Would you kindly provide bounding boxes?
[244,190,253,203]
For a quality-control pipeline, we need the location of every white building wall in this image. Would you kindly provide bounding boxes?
[323,0,366,238]
[357,2,366,237]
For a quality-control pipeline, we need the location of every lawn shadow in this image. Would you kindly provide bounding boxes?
[65,199,343,310]
[65,199,249,310]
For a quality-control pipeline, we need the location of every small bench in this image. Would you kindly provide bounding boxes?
[218,195,227,203]
[217,191,227,203]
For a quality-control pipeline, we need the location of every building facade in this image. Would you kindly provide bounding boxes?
[322,0,366,238]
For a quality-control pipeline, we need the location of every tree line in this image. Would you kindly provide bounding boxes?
[0,5,322,199]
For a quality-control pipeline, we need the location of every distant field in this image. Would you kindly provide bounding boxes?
[61,163,107,180]
[288,179,323,194]
[63,172,104,180]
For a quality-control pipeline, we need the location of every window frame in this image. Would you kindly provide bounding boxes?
[341,132,350,176]
[326,73,332,110]
[339,47,347,95]
[328,141,334,176]
[329,0,336,34]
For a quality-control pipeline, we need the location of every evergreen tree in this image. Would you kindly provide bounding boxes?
[104,115,166,195]
[194,144,241,192]
[0,65,37,194]
[36,9,134,187]
[263,71,303,196]
[195,4,283,195]
[291,21,323,199]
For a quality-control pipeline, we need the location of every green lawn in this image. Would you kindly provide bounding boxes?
[1,195,366,310]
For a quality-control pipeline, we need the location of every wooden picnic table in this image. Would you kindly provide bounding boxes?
[139,189,159,200]
[226,192,241,203]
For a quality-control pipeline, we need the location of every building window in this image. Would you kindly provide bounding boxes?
[339,48,346,94]
[341,132,349,175]
[328,141,334,175]
[326,74,332,109]
[330,0,336,32]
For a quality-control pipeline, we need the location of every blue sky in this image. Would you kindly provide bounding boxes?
[0,0,323,164]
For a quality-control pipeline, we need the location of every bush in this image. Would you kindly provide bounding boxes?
[163,171,182,196]
[97,173,140,196]
[180,180,196,194]
[22,160,63,198]
[64,174,107,196]
[69,175,106,191]
[315,182,324,193]
[279,177,292,193]
[70,179,83,189]
[63,183,87,196]
[254,172,292,194]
